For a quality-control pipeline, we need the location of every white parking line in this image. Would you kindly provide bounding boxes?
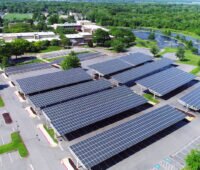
[1,136,4,144]
[29,164,34,170]
[8,153,13,163]
[0,156,3,167]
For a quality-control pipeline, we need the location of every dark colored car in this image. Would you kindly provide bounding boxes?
[2,113,12,124]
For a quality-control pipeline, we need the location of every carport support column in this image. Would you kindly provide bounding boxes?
[76,158,79,168]
[153,93,156,99]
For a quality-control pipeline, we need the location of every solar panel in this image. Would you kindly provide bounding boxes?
[5,62,52,76]
[16,68,92,95]
[136,67,195,96]
[89,59,133,76]
[119,52,153,66]
[179,86,200,110]
[77,52,102,61]
[112,58,173,86]
[29,79,112,109]
[69,105,185,169]
[43,86,147,135]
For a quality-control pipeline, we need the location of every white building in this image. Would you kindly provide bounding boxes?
[0,32,59,42]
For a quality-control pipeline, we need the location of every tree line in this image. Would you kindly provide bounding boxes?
[1,2,200,35]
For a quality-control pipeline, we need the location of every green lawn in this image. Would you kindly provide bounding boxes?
[40,46,63,53]
[4,13,32,21]
[15,58,44,66]
[43,125,58,143]
[0,96,5,107]
[190,67,200,75]
[0,132,28,157]
[135,38,157,48]
[177,50,200,66]
[143,93,159,104]
[159,47,177,56]
[160,47,200,66]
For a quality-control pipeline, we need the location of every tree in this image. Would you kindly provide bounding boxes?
[60,37,72,47]
[87,40,94,48]
[176,47,185,61]
[93,29,111,47]
[185,149,200,170]
[111,39,125,52]
[148,32,155,40]
[61,51,81,70]
[150,45,160,57]
[50,39,60,46]
[48,14,59,25]
[10,39,30,58]
[198,60,200,67]
[110,28,136,47]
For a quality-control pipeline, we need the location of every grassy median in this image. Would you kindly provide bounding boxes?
[0,96,5,107]
[143,93,159,104]
[0,132,28,157]
[43,125,58,143]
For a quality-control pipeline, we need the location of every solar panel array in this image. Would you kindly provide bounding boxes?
[16,68,92,95]
[112,58,173,86]
[43,86,147,135]
[40,50,70,59]
[119,52,153,66]
[89,59,133,76]
[5,62,52,76]
[77,52,103,61]
[69,105,185,169]
[179,86,200,110]
[29,79,112,109]
[136,67,195,96]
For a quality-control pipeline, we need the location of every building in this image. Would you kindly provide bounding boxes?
[81,24,109,34]
[0,32,59,42]
[65,32,93,45]
[50,23,82,31]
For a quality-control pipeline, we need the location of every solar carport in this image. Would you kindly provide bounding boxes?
[16,68,92,95]
[179,86,200,111]
[136,67,195,97]
[28,79,112,109]
[69,105,186,169]
[112,58,173,86]
[119,52,153,66]
[5,62,53,76]
[89,59,132,76]
[42,86,147,137]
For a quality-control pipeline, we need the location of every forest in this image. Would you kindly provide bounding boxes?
[0,1,200,35]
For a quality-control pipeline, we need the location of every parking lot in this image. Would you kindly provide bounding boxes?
[1,47,200,170]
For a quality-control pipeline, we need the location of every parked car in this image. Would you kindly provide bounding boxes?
[2,112,12,124]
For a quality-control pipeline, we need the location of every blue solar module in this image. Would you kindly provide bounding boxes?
[69,105,185,169]
[136,67,195,96]
[112,58,173,86]
[16,68,92,95]
[43,86,147,135]
[89,59,133,76]
[119,52,153,66]
[77,52,102,61]
[179,86,200,110]
[5,62,52,76]
[29,79,112,109]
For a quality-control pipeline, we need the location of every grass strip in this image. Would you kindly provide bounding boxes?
[143,93,159,104]
[0,132,28,157]
[43,125,58,143]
